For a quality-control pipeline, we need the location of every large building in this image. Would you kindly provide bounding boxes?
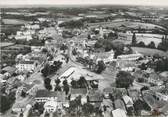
[117,53,143,61]
[16,61,36,72]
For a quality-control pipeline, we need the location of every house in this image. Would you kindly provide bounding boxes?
[94,50,114,64]
[16,83,34,97]
[148,72,164,86]
[87,89,103,107]
[56,66,104,87]
[2,66,16,75]
[155,88,168,101]
[101,99,114,111]
[44,100,63,113]
[25,24,40,30]
[17,75,26,81]
[112,109,127,117]
[35,90,66,103]
[122,95,134,108]
[143,92,167,111]
[114,99,126,112]
[117,60,136,72]
[70,88,87,101]
[128,89,140,101]
[103,87,127,99]
[159,102,168,115]
[15,35,33,41]
[16,61,36,72]
[117,53,143,61]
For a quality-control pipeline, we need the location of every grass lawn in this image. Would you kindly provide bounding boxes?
[88,21,165,30]
[2,19,28,25]
[131,47,168,57]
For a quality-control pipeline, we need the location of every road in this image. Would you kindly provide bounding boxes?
[65,35,117,91]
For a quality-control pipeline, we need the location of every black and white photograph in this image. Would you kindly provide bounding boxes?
[0,0,168,117]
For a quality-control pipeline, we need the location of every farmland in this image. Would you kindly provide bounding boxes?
[118,33,163,47]
[88,20,166,30]
[2,19,28,25]
[131,47,168,57]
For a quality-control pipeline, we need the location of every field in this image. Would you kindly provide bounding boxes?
[118,33,163,47]
[2,19,28,25]
[88,20,166,30]
[0,42,15,48]
[131,47,168,57]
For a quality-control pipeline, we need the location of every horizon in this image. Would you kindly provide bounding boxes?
[0,0,168,8]
[0,4,168,8]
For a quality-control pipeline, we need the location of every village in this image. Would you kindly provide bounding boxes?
[1,5,168,117]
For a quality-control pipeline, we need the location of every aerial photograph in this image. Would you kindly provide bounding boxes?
[0,0,168,117]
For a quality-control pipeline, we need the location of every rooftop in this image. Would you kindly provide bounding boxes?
[18,61,35,64]
[35,90,66,102]
[71,88,87,95]
[88,89,103,102]
[114,99,126,111]
[59,66,104,81]
[0,42,15,48]
[2,66,16,74]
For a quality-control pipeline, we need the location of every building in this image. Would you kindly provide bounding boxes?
[122,95,134,108]
[35,90,66,103]
[87,89,103,107]
[128,89,140,101]
[15,35,33,41]
[16,61,36,72]
[25,24,40,30]
[117,53,143,61]
[2,66,16,75]
[148,72,164,86]
[117,60,136,72]
[143,91,167,111]
[94,50,114,64]
[114,99,126,112]
[44,100,63,113]
[70,88,87,102]
[112,109,127,117]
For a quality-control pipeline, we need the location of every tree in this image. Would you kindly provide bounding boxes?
[63,79,68,86]
[72,48,77,55]
[82,103,94,115]
[157,42,168,51]
[0,91,16,113]
[54,85,61,91]
[107,32,118,40]
[77,76,87,88]
[155,58,168,72]
[44,78,52,90]
[21,90,27,97]
[138,63,147,70]
[95,60,106,74]
[137,41,146,47]
[55,78,61,85]
[69,100,78,111]
[112,41,125,58]
[147,41,156,49]
[116,71,134,89]
[41,48,48,53]
[132,32,137,46]
[1,95,11,113]
[88,34,91,39]
[71,79,77,88]
[63,84,69,95]
[41,63,50,77]
[134,99,144,116]
[140,86,149,92]
[94,40,103,48]
[60,44,68,51]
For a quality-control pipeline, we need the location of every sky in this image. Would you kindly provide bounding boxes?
[0,0,168,6]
